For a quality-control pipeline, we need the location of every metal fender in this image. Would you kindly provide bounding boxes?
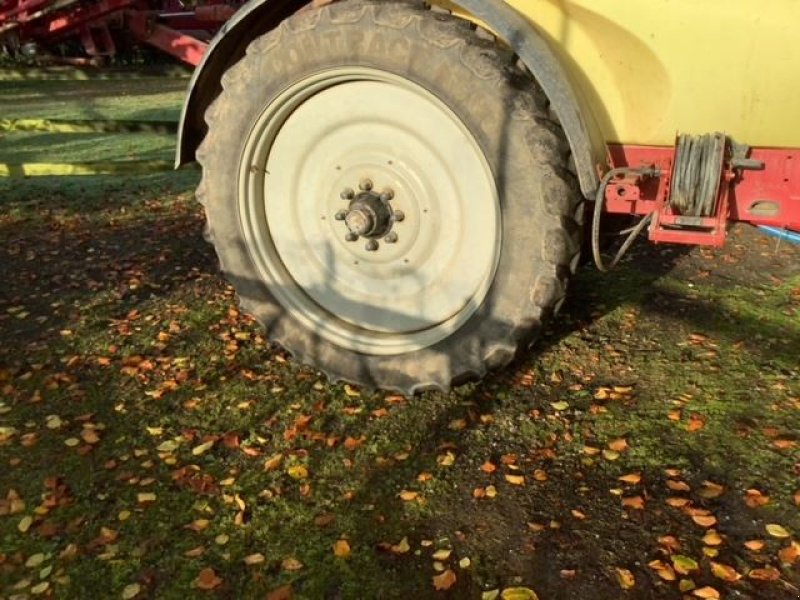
[176,0,604,197]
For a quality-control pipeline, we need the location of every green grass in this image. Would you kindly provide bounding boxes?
[0,76,799,600]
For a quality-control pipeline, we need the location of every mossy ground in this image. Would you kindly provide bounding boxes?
[1,76,798,600]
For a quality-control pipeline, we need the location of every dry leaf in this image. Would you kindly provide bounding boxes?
[480,461,497,474]
[622,496,645,510]
[505,474,525,486]
[608,439,628,452]
[241,553,263,566]
[432,569,457,591]
[744,540,765,551]
[702,531,722,546]
[432,548,452,561]
[500,588,540,600]
[399,490,419,501]
[281,558,304,572]
[615,568,635,590]
[672,555,699,575]
[195,568,222,590]
[744,489,770,508]
[666,480,691,492]
[693,586,720,599]
[266,585,293,600]
[333,539,351,558]
[692,515,717,528]
[748,566,780,581]
[122,583,142,599]
[766,523,790,538]
[778,541,800,565]
[391,537,411,554]
[710,561,741,582]
[618,473,642,485]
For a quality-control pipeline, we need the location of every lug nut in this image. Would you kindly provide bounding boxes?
[359,178,373,192]
[393,210,405,223]
[340,188,355,200]
[365,240,379,252]
[384,232,398,244]
[345,233,358,242]
[380,188,395,202]
[335,210,348,221]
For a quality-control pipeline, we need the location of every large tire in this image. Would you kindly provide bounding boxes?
[196,0,583,395]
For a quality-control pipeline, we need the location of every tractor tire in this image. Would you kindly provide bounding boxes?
[196,0,583,395]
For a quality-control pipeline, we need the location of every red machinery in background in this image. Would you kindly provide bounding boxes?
[0,0,238,66]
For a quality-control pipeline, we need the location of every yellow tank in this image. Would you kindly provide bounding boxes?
[438,0,800,148]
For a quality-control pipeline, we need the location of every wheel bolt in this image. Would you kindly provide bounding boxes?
[340,188,355,200]
[380,189,395,202]
[365,240,379,252]
[393,210,405,223]
[359,178,373,192]
[335,210,348,221]
[345,233,358,242]
[384,232,398,244]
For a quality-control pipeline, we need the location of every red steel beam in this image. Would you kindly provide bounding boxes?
[125,9,207,67]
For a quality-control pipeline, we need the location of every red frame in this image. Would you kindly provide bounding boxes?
[605,144,800,245]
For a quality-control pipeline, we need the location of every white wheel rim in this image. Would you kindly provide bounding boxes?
[239,68,501,355]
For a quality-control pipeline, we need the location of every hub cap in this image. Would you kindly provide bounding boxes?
[239,68,501,355]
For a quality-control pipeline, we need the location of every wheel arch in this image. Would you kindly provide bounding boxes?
[176,0,604,197]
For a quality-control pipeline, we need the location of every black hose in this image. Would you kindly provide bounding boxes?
[591,167,660,273]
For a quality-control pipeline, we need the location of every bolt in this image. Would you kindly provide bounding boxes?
[340,188,355,200]
[345,233,358,242]
[380,189,395,202]
[384,232,399,244]
[393,210,405,223]
[359,178,373,192]
[365,240,379,252]
[335,210,348,221]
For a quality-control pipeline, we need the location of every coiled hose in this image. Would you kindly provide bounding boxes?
[592,167,661,272]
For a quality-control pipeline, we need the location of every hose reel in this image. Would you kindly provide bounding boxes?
[669,133,726,217]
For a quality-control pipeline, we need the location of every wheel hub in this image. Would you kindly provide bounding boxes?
[336,182,402,251]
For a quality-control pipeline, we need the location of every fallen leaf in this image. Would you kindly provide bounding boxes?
[766,523,791,538]
[505,474,525,486]
[648,561,676,581]
[391,537,410,554]
[550,401,569,411]
[192,440,215,456]
[287,465,308,480]
[672,555,699,575]
[666,480,691,492]
[615,568,635,590]
[778,541,800,565]
[500,588,540,600]
[480,461,497,474]
[608,439,628,452]
[744,489,770,508]
[622,496,645,510]
[697,481,724,499]
[702,531,722,546]
[186,519,210,532]
[618,473,642,485]
[281,558,303,571]
[710,561,741,582]
[333,539,351,558]
[399,491,419,502]
[693,586,720,599]
[137,492,156,504]
[264,454,283,472]
[744,540,765,551]
[195,568,222,590]
[748,566,780,581]
[243,553,265,565]
[122,583,142,599]
[692,515,717,528]
[432,548,452,561]
[266,585,293,600]
[18,515,33,533]
[432,569,457,591]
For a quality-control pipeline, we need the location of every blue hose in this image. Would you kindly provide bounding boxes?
[757,226,800,245]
